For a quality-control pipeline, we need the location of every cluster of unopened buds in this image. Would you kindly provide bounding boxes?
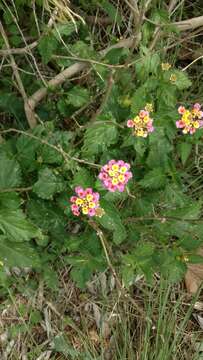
[98,160,132,192]
[176,103,203,135]
[127,104,154,138]
[70,187,104,217]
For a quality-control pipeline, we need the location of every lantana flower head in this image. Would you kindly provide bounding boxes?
[127,104,154,138]
[176,103,203,134]
[70,187,104,217]
[98,160,132,192]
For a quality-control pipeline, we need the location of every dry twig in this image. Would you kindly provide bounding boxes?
[0,21,36,128]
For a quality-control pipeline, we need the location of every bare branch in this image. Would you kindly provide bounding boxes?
[25,37,135,125]
[90,71,114,122]
[0,41,38,56]
[174,16,203,31]
[0,21,36,128]
[2,11,202,127]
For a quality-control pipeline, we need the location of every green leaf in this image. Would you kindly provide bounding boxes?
[53,335,80,357]
[53,22,76,41]
[0,92,24,121]
[122,266,135,287]
[99,0,122,24]
[70,266,92,289]
[188,255,203,264]
[71,40,96,58]
[0,192,21,210]
[172,70,192,90]
[0,208,42,242]
[82,123,118,156]
[67,86,90,108]
[38,33,58,64]
[131,86,147,113]
[134,137,147,156]
[135,50,160,80]
[27,198,67,241]
[134,242,155,260]
[98,200,127,244]
[72,168,94,188]
[33,168,66,200]
[105,48,129,65]
[40,131,72,165]
[67,252,104,288]
[159,252,186,282]
[0,152,21,190]
[0,236,40,268]
[29,310,42,326]
[177,142,192,165]
[164,201,202,220]
[157,83,177,108]
[113,224,127,244]
[16,133,38,171]
[179,232,203,251]
[140,168,167,189]
[42,268,59,290]
[40,145,62,164]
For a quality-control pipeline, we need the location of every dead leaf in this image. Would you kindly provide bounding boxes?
[92,303,101,329]
[89,328,100,344]
[193,314,203,330]
[185,247,203,294]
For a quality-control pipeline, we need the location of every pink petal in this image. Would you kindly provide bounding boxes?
[85,188,93,195]
[194,103,201,110]
[71,204,79,212]
[93,192,100,201]
[88,208,96,217]
[108,159,116,166]
[117,184,125,192]
[127,119,134,128]
[178,106,185,114]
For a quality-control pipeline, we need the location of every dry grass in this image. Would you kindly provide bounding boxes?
[0,269,203,359]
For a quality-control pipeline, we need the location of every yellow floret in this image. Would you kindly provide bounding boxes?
[86,194,93,201]
[120,166,127,174]
[161,63,171,71]
[137,129,145,137]
[193,121,200,128]
[112,178,119,185]
[183,118,190,126]
[76,198,84,206]
[81,206,89,214]
[191,109,198,116]
[145,103,153,112]
[182,110,191,121]
[112,164,119,172]
[170,74,177,82]
[118,174,125,183]
[143,116,149,123]
[183,128,189,134]
[134,116,140,124]
[88,201,96,209]
[109,170,116,177]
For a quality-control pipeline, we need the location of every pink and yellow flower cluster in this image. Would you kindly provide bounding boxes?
[127,104,154,138]
[98,160,132,192]
[176,103,203,135]
[70,187,101,217]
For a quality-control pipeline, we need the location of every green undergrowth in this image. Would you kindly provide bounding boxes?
[0,0,203,357]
